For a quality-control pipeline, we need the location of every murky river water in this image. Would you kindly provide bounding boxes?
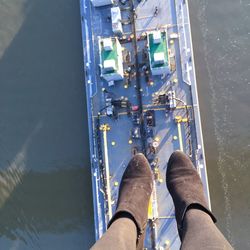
[0,0,249,249]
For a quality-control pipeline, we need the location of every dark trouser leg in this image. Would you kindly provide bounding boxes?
[91,217,137,250]
[166,151,233,250]
[181,209,233,250]
[91,154,153,250]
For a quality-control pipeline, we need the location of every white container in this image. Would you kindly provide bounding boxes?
[104,59,116,71]
[154,52,165,65]
[103,38,113,51]
[91,0,113,7]
[111,7,123,34]
[153,31,161,44]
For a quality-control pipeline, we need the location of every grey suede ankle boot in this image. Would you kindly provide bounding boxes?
[108,153,153,249]
[166,151,217,239]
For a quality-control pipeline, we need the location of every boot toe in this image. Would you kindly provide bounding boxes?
[167,151,193,171]
[125,153,152,178]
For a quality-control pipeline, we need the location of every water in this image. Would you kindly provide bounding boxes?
[0,0,94,249]
[0,0,249,249]
[189,1,250,248]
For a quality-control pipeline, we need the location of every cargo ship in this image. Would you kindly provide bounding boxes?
[80,0,212,248]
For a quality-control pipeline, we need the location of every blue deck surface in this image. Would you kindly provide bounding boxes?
[80,0,212,249]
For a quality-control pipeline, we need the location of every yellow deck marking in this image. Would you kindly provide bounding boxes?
[148,196,153,220]
[177,122,184,151]
[100,124,112,221]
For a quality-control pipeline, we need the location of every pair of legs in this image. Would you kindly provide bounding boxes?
[91,151,233,250]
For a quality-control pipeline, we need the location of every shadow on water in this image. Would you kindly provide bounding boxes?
[0,0,94,249]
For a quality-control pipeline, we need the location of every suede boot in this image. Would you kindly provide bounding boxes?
[108,153,153,249]
[166,151,217,239]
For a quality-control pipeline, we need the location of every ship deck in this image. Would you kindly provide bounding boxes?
[80,0,211,249]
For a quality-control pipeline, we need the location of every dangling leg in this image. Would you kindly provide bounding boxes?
[91,154,153,250]
[166,151,233,250]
